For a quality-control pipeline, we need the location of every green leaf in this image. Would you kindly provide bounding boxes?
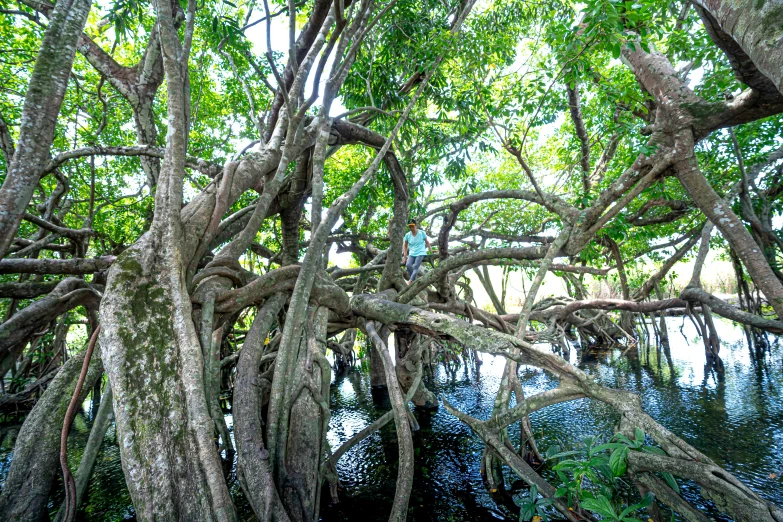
[635,428,645,445]
[610,446,629,477]
[614,433,635,446]
[661,472,680,493]
[519,504,536,521]
[581,495,617,518]
[594,443,627,453]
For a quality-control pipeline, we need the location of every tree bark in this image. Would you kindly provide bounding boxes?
[0,0,93,259]
[234,293,290,522]
[0,278,100,374]
[97,0,237,517]
[692,0,783,96]
[366,321,415,522]
[674,150,783,318]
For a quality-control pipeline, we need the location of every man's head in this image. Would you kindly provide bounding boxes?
[408,219,417,232]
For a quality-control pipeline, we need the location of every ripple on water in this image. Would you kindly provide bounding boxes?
[323,318,783,521]
[0,318,779,521]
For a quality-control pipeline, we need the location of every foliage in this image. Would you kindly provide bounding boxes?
[518,484,554,522]
[542,430,678,521]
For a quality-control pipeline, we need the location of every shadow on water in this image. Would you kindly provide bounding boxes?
[0,317,781,521]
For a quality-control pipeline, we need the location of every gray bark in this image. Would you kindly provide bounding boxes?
[234,293,290,522]
[692,0,783,96]
[97,0,237,517]
[282,306,330,521]
[675,151,783,318]
[0,278,100,374]
[0,0,93,259]
[0,256,114,275]
[366,321,415,522]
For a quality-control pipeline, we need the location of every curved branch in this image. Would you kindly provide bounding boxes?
[60,325,101,522]
[680,286,783,333]
[0,278,101,362]
[557,298,688,321]
[41,145,221,177]
[397,246,548,303]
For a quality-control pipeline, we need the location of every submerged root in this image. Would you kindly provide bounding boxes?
[352,292,783,522]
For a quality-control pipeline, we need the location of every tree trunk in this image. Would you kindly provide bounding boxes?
[394,330,437,409]
[99,237,236,521]
[675,152,783,318]
[0,0,93,259]
[234,293,290,521]
[280,306,331,522]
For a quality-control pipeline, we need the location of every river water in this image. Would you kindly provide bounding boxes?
[1,317,781,520]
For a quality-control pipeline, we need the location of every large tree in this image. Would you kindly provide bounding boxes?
[1,0,783,520]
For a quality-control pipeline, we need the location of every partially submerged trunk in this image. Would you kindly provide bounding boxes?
[0,348,102,522]
[234,293,289,521]
[99,235,236,521]
[394,329,437,409]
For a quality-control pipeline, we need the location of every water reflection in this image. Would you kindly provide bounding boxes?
[322,318,783,521]
[0,317,780,521]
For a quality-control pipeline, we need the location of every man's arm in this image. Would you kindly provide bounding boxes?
[403,239,408,260]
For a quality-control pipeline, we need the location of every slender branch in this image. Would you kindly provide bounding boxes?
[60,325,100,522]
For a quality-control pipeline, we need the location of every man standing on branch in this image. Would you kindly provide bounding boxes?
[403,219,432,283]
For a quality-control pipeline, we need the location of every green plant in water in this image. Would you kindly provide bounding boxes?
[540,429,679,521]
[580,493,653,522]
[518,484,554,521]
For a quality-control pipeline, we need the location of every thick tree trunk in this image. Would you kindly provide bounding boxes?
[0,348,102,522]
[96,0,238,517]
[0,0,93,259]
[692,0,783,95]
[99,236,236,521]
[370,341,388,388]
[133,99,161,188]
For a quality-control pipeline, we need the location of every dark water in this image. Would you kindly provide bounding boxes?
[321,318,783,521]
[1,317,781,521]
